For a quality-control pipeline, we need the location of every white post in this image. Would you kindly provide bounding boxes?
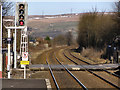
[14,5,17,68]
[0,4,2,79]
[24,27,27,52]
[24,65,26,79]
[7,29,11,79]
[20,30,22,55]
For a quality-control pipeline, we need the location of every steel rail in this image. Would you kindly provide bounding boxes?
[104,70,120,78]
[69,52,90,65]
[69,51,120,79]
[46,57,60,90]
[63,53,78,65]
[63,51,120,89]
[54,53,88,90]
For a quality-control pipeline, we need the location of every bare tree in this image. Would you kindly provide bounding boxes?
[53,34,67,46]
[113,1,120,35]
[77,9,116,50]
[1,0,14,48]
[1,0,13,16]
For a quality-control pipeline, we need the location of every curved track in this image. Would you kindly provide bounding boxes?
[62,48,120,89]
[67,49,120,78]
[46,47,87,89]
[31,46,119,89]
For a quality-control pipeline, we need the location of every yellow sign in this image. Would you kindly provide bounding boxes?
[20,61,29,65]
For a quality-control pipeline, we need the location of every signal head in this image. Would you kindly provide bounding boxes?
[19,15,24,20]
[19,9,24,14]
[19,4,24,9]
[19,20,24,26]
[16,2,28,27]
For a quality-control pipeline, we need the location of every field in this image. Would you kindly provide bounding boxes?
[28,15,79,38]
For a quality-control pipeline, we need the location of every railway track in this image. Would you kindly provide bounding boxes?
[68,49,120,78]
[46,48,88,89]
[31,46,119,89]
[46,57,60,89]
[62,49,120,89]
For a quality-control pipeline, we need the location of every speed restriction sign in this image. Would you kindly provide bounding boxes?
[22,52,28,61]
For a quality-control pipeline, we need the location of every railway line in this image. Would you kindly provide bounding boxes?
[62,48,120,89]
[67,49,120,78]
[70,51,120,78]
[46,48,87,89]
[46,57,59,89]
[30,46,119,89]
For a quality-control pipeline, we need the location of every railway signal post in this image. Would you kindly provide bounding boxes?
[16,2,28,79]
[4,2,28,79]
[14,2,28,69]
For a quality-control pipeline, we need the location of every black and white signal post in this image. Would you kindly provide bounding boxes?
[16,2,29,79]
[4,2,29,79]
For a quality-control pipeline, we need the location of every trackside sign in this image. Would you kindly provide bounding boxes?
[22,52,28,61]
[20,61,29,65]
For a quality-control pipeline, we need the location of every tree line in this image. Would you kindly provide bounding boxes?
[77,2,120,51]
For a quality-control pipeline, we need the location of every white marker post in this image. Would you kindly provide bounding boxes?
[23,62,26,79]
[14,5,17,68]
[7,29,11,79]
[22,52,28,79]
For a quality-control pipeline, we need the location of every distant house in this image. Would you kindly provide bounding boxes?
[29,39,39,46]
[29,40,36,44]
[34,41,39,46]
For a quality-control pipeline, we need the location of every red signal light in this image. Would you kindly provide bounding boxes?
[19,20,24,26]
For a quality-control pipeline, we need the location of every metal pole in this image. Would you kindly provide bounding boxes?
[20,30,22,55]
[14,3,17,68]
[24,65,26,79]
[7,29,11,79]
[25,27,27,52]
[0,4,2,79]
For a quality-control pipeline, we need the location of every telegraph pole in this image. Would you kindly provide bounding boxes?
[42,10,44,18]
[71,8,72,15]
